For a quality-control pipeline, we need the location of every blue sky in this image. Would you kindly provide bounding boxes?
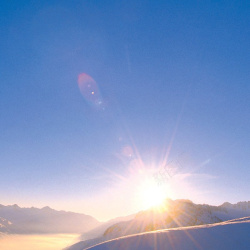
[0,1,249,220]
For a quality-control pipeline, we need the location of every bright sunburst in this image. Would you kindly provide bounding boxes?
[137,178,167,210]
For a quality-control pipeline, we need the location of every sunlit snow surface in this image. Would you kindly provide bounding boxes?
[85,217,250,250]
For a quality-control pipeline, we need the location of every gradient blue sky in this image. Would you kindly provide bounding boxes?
[0,0,249,220]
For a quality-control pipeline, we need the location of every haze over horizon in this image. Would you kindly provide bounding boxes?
[1,0,249,221]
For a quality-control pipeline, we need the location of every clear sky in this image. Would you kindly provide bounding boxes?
[0,0,249,221]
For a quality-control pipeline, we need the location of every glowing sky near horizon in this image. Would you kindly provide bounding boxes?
[0,0,249,221]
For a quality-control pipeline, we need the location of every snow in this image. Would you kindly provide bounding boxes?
[67,200,250,250]
[100,199,250,240]
[86,217,250,250]
[79,214,135,241]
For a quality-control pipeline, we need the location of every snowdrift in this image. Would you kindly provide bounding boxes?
[86,217,250,250]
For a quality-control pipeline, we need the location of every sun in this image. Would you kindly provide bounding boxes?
[137,179,167,210]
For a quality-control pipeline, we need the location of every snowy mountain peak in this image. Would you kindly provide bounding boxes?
[66,201,250,250]
[11,204,20,209]
[102,200,250,241]
[41,206,53,211]
[220,201,250,210]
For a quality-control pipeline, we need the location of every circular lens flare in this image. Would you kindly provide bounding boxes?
[78,73,104,109]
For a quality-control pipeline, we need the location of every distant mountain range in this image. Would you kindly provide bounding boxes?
[1,200,249,249]
[67,199,250,250]
[0,204,100,234]
[103,200,250,239]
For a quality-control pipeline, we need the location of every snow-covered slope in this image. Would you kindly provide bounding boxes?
[67,200,250,250]
[103,199,250,240]
[66,214,136,250]
[86,217,250,250]
[79,214,135,241]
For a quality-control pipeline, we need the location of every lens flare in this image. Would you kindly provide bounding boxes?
[122,145,134,158]
[77,73,103,109]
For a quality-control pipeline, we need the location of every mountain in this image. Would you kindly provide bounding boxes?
[220,201,250,210]
[79,214,135,241]
[102,199,250,239]
[67,199,250,250]
[65,214,136,250]
[0,217,12,233]
[86,216,250,250]
[0,204,100,234]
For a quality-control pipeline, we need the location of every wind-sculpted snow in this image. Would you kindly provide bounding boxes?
[86,217,250,250]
